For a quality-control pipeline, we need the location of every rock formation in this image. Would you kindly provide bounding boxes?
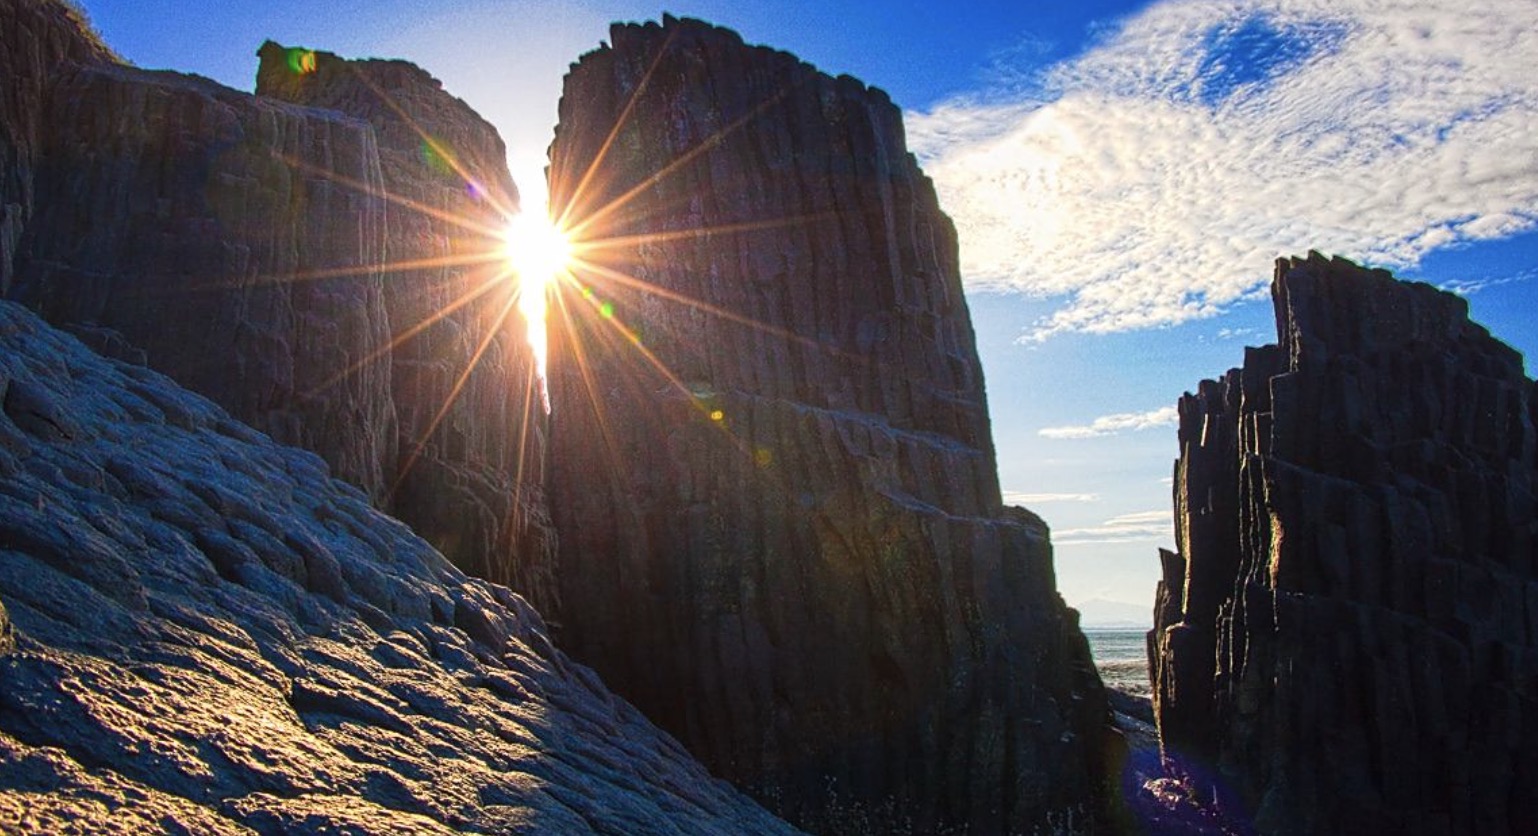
[1150,253,1538,834]
[0,298,798,834]
[545,17,1106,833]
[2,0,553,600]
[254,42,558,606]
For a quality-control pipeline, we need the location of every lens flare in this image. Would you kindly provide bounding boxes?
[502,213,573,409]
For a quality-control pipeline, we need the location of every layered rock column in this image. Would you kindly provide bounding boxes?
[256,42,558,608]
[546,17,1104,832]
[1151,253,1538,834]
[12,54,398,499]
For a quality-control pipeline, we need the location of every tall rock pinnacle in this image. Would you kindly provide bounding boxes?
[1151,253,1538,833]
[545,17,1105,832]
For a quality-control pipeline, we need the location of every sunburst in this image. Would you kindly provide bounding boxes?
[260,39,836,524]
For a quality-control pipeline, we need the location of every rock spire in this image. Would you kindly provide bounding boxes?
[545,16,1106,832]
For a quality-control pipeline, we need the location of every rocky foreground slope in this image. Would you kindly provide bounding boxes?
[546,17,1107,833]
[1151,253,1538,834]
[0,298,797,834]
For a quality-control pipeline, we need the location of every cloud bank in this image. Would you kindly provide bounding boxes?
[908,0,1538,339]
[1039,406,1179,439]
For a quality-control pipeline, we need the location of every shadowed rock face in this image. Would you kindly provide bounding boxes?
[1151,253,1538,834]
[546,17,1105,833]
[0,298,799,835]
[0,0,115,296]
[255,40,558,613]
[8,13,397,500]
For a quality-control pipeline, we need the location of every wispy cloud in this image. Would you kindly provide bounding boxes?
[1055,510,1173,545]
[1003,490,1101,504]
[1437,265,1538,296]
[1040,406,1178,439]
[908,0,1538,340]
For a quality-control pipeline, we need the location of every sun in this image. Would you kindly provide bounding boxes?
[503,212,573,289]
[502,212,573,406]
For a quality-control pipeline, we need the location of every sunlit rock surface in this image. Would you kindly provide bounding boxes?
[1151,253,1538,834]
[546,16,1107,833]
[0,298,799,834]
[256,41,558,607]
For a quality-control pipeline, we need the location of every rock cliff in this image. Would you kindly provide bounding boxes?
[545,17,1106,833]
[7,1,399,499]
[1150,253,1538,834]
[254,42,558,606]
[0,297,798,834]
[1,0,553,600]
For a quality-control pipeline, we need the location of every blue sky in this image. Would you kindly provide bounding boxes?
[79,0,1538,617]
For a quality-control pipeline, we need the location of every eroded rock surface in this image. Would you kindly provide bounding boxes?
[546,17,1106,833]
[0,298,798,835]
[1150,253,1538,834]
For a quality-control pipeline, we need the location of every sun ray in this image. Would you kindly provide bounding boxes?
[303,264,514,400]
[564,69,815,242]
[568,258,825,354]
[579,212,837,252]
[335,61,519,220]
[277,151,510,240]
[388,285,522,502]
[553,27,680,233]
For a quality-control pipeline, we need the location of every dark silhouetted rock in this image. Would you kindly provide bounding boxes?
[0,298,799,834]
[545,17,1106,833]
[1150,252,1538,834]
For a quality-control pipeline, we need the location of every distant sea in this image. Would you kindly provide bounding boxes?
[1084,627,1151,697]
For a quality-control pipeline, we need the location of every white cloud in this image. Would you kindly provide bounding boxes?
[1437,265,1538,296]
[1055,510,1173,545]
[1040,405,1178,439]
[1003,491,1101,504]
[908,0,1538,339]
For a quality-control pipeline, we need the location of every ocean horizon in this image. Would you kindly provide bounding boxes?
[1085,627,1151,697]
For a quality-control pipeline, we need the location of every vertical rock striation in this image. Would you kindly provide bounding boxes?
[546,17,1105,833]
[256,42,558,609]
[1151,253,1538,834]
[0,0,114,296]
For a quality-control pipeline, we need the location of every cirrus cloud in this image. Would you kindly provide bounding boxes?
[908,0,1538,340]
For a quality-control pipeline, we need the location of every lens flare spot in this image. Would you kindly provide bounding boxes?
[754,448,773,468]
[421,139,454,176]
[710,409,725,422]
[600,301,615,319]
[286,48,317,75]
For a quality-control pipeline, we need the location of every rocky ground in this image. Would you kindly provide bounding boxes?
[0,299,797,834]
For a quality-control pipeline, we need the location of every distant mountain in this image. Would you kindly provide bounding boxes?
[1073,597,1153,629]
